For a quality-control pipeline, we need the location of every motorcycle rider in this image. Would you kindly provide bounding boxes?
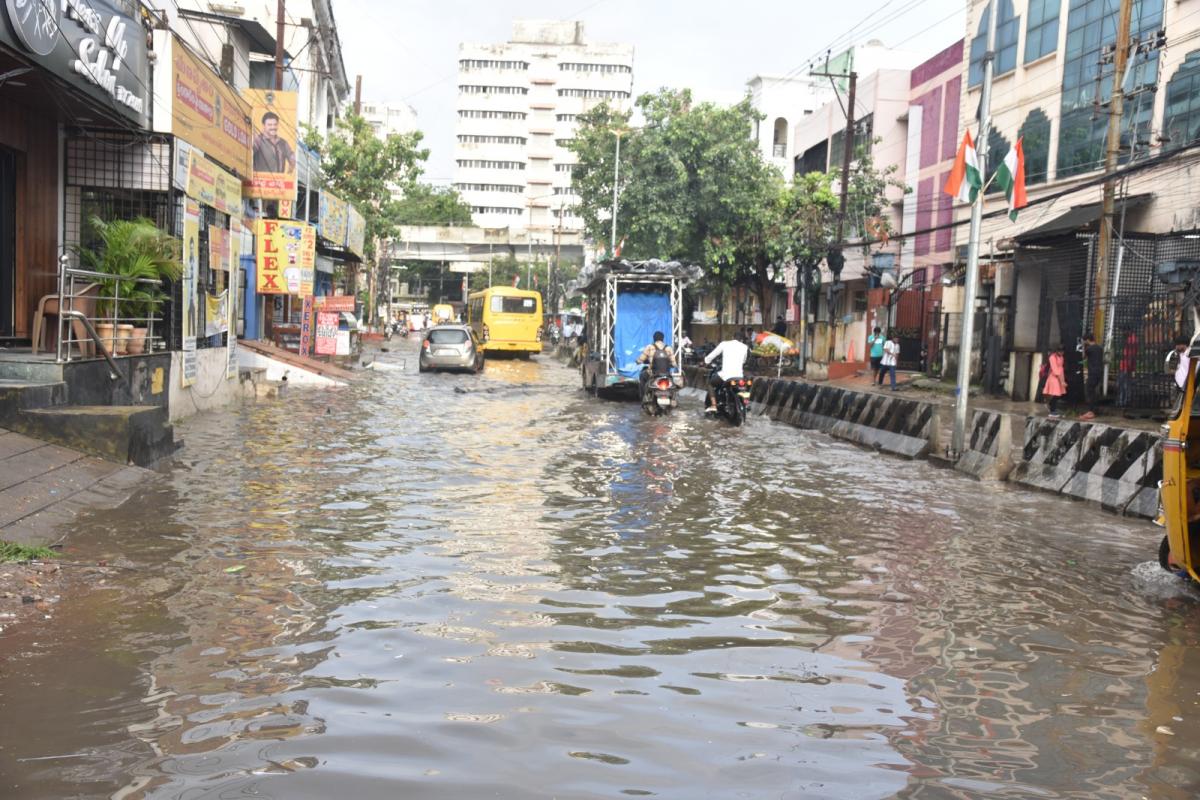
[704,334,750,414]
[637,331,676,400]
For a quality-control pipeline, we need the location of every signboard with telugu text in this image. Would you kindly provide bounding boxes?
[315,311,338,355]
[171,36,252,176]
[244,88,298,200]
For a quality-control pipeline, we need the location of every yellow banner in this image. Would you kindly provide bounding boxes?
[244,89,298,200]
[346,206,366,258]
[255,219,315,295]
[319,191,348,245]
[214,169,243,215]
[171,38,252,177]
[186,150,216,207]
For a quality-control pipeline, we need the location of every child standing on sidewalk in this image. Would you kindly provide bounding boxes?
[1044,346,1067,419]
[881,334,899,390]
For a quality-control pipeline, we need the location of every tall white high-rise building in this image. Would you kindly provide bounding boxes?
[454,20,634,236]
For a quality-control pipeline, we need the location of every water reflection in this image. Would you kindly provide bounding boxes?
[0,340,1195,800]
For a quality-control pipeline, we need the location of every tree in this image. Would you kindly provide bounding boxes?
[394,183,473,227]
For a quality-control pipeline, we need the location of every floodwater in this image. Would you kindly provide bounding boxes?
[1,341,1199,800]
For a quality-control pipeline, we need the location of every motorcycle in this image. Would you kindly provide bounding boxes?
[713,374,753,426]
[640,350,679,415]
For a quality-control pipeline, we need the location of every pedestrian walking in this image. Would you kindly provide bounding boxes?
[1079,333,1104,421]
[1043,346,1067,419]
[868,326,886,385]
[881,334,899,390]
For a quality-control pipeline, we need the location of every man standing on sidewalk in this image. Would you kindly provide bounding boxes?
[1080,333,1104,421]
[868,327,886,385]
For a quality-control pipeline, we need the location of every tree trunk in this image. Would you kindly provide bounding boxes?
[754,254,773,334]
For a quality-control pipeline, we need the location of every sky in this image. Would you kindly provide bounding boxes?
[336,0,967,182]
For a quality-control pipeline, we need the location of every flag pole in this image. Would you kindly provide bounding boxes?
[951,0,999,459]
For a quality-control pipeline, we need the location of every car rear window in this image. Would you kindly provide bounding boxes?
[429,329,469,344]
[490,296,537,314]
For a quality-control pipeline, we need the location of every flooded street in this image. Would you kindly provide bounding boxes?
[2,342,1199,799]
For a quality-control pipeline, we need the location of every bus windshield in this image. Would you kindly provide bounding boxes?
[491,295,537,314]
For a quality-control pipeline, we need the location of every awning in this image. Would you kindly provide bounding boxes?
[1016,193,1153,242]
[178,9,291,57]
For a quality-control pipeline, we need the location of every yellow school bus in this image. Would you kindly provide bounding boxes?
[467,287,543,355]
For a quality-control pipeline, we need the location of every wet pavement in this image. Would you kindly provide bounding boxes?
[1,339,1198,799]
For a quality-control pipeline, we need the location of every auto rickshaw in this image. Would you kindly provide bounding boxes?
[1158,330,1200,582]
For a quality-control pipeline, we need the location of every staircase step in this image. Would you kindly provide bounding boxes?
[0,356,65,384]
[16,405,177,467]
[0,380,68,424]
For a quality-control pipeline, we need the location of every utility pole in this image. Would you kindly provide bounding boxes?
[1092,0,1134,343]
[951,0,999,458]
[354,74,362,115]
[809,65,856,364]
[273,0,286,90]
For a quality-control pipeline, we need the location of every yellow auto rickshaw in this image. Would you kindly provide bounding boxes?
[1159,336,1200,582]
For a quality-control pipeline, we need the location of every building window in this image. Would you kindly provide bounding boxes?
[555,138,575,148]
[772,117,788,158]
[457,159,526,170]
[454,183,525,194]
[458,135,527,145]
[1018,108,1052,184]
[458,110,527,120]
[969,0,1020,87]
[555,163,575,173]
[553,187,576,195]
[1163,49,1200,150]
[1025,0,1060,63]
[460,59,529,71]
[459,85,528,95]
[471,206,523,216]
[984,128,1012,194]
[556,114,578,123]
[1057,0,1162,177]
[558,63,632,74]
[557,88,630,100]
[829,114,873,170]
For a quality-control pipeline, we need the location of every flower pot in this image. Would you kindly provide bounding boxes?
[115,324,134,355]
[94,322,116,353]
[126,327,148,355]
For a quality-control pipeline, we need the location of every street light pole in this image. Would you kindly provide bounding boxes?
[951,0,999,458]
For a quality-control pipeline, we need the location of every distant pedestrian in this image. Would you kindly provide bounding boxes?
[1080,333,1104,420]
[868,326,886,384]
[1043,346,1067,419]
[1118,327,1138,411]
[881,334,899,390]
[772,315,787,337]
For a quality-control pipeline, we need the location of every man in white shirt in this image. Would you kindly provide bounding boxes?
[703,336,749,413]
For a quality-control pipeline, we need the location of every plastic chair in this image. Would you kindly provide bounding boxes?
[32,282,99,357]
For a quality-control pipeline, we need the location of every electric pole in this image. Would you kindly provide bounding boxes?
[354,75,362,115]
[951,0,999,458]
[273,0,286,90]
[809,64,856,365]
[1092,0,1134,343]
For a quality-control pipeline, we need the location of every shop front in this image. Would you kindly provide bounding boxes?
[0,0,151,343]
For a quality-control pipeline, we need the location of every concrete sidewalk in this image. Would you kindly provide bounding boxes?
[0,429,150,546]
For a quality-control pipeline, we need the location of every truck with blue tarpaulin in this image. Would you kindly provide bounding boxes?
[576,260,697,397]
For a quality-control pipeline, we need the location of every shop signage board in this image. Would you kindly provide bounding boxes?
[319,191,348,245]
[315,311,338,355]
[346,207,366,258]
[181,198,201,387]
[227,217,242,379]
[0,0,150,127]
[244,89,298,200]
[255,219,315,295]
[299,295,314,356]
[314,295,355,313]
[171,37,252,177]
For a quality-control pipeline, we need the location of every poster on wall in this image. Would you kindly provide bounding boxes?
[205,291,228,336]
[227,217,241,379]
[207,225,228,272]
[255,219,315,295]
[315,311,338,355]
[300,295,314,356]
[319,192,348,244]
[244,89,298,200]
[181,198,201,388]
[171,37,251,176]
[187,151,217,207]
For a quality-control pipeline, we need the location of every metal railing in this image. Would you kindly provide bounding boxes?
[55,254,164,369]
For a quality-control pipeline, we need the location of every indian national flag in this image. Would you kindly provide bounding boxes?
[993,137,1028,222]
[943,130,982,205]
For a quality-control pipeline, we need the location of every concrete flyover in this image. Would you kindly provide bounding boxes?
[391,225,588,265]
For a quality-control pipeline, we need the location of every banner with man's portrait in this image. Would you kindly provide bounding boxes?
[243,89,298,201]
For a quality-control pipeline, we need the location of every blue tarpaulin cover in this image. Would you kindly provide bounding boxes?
[615,290,672,379]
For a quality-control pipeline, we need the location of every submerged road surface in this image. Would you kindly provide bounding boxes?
[1,341,1197,799]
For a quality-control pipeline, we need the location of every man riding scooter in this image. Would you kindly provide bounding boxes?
[637,331,676,400]
[704,334,750,414]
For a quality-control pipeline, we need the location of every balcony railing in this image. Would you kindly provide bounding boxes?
[772,144,787,158]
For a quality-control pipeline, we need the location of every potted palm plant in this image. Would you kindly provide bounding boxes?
[79,216,183,355]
